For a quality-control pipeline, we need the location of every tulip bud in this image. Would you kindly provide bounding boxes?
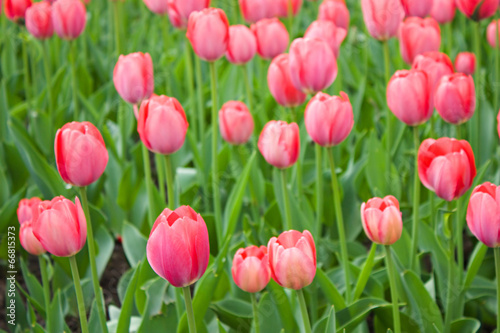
[401,0,433,18]
[456,0,498,21]
[399,17,441,64]
[304,92,353,147]
[167,0,210,29]
[17,197,42,225]
[138,95,189,155]
[186,8,229,62]
[268,230,316,290]
[412,52,454,93]
[430,0,456,24]
[226,25,257,65]
[113,52,154,105]
[25,1,53,39]
[387,69,432,126]
[361,196,402,245]
[435,73,476,125]
[52,0,86,40]
[454,52,476,75]
[487,19,500,48]
[275,0,302,18]
[55,121,109,187]
[466,182,500,248]
[318,0,350,30]
[20,221,46,255]
[239,0,277,23]
[219,101,254,145]
[33,196,87,257]
[4,0,31,21]
[267,54,307,107]
[258,120,300,169]
[304,20,347,58]
[142,0,168,15]
[251,18,289,60]
[146,206,210,287]
[418,137,476,201]
[361,0,404,41]
[289,38,337,94]
[232,245,271,293]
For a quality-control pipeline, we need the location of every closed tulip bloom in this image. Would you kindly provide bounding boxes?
[304,20,347,58]
[51,0,86,40]
[143,0,169,15]
[113,52,154,105]
[258,120,300,168]
[435,73,476,124]
[251,18,289,60]
[4,0,31,21]
[430,0,456,24]
[361,196,402,245]
[33,196,87,257]
[226,25,257,65]
[146,206,210,287]
[25,1,53,39]
[239,0,276,23]
[268,230,316,290]
[466,182,500,247]
[219,101,254,145]
[17,197,42,225]
[318,0,350,30]
[361,0,404,41]
[267,54,307,107]
[487,20,500,48]
[20,221,46,255]
[55,122,109,187]
[456,0,498,20]
[304,92,353,147]
[138,95,189,155]
[412,52,454,92]
[399,17,441,64]
[289,38,337,94]
[401,0,433,18]
[232,245,271,293]
[275,0,302,18]
[418,137,476,201]
[387,70,432,126]
[187,8,229,62]
[454,52,476,75]
[167,0,210,29]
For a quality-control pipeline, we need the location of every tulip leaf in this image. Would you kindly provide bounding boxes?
[117,262,141,333]
[0,185,26,233]
[336,298,389,332]
[210,298,252,330]
[463,242,488,290]
[266,280,298,333]
[313,306,336,333]
[353,243,378,302]
[122,221,147,267]
[316,268,346,310]
[450,318,481,332]
[257,292,283,333]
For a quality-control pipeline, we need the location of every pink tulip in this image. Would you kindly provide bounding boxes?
[239,0,277,23]
[219,101,254,145]
[251,18,289,60]
[232,245,271,293]
[186,8,229,62]
[33,196,87,257]
[113,52,154,105]
[25,1,53,39]
[304,92,353,147]
[55,122,109,187]
[430,0,456,24]
[466,182,500,247]
[17,197,42,225]
[361,0,404,41]
[418,137,476,201]
[146,206,210,287]
[399,17,441,64]
[318,0,350,30]
[258,120,300,169]
[487,20,500,48]
[268,230,316,290]
[289,38,337,94]
[412,52,454,93]
[142,0,168,15]
[226,25,257,65]
[456,0,498,21]
[4,0,31,21]
[275,0,303,18]
[304,20,347,58]
[20,221,46,255]
[454,52,476,75]
[137,95,189,155]
[51,0,86,40]
[400,0,433,18]
[434,73,476,125]
[361,196,403,245]
[387,69,432,126]
[267,54,307,107]
[167,0,210,29]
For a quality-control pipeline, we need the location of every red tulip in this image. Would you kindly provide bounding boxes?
[17,197,41,225]
[25,1,53,39]
[251,18,289,60]
[146,206,210,287]
[219,101,254,145]
[304,91,353,147]
[167,0,210,29]
[232,245,271,293]
[267,54,307,107]
[4,0,31,21]
[401,0,433,18]
[55,122,109,187]
[20,221,46,255]
[239,0,277,23]
[142,0,168,15]
[268,230,316,290]
[33,196,87,257]
[275,0,303,18]
[418,137,476,201]
[318,0,350,30]
[399,17,441,64]
[226,25,257,65]
[412,52,454,93]
[361,196,402,245]
[466,182,500,248]
[51,0,86,40]
[456,0,498,21]
[430,0,456,24]
[361,0,404,41]
[138,95,189,155]
[258,120,300,169]
[186,8,229,62]
[454,52,476,75]
[435,73,476,125]
[487,19,500,48]
[304,20,347,58]
[113,52,154,105]
[387,69,432,126]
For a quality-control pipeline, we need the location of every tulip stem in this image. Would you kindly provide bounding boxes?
[39,255,51,331]
[327,147,351,303]
[21,36,31,111]
[69,256,89,333]
[251,293,260,333]
[287,0,294,37]
[472,20,481,161]
[495,11,500,111]
[141,143,155,226]
[155,154,166,202]
[446,23,453,56]
[113,0,122,55]
[384,246,401,333]
[162,17,171,96]
[315,144,323,238]
[42,41,55,129]
[79,187,108,333]
[297,289,312,333]
[164,154,175,209]
[182,287,197,333]
[185,40,197,140]
[444,202,456,333]
[280,168,293,230]
[383,40,392,194]
[495,247,500,333]
[70,41,80,120]
[409,126,421,271]
[195,55,205,144]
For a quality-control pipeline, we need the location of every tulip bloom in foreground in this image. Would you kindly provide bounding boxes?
[401,0,432,18]
[113,52,155,105]
[18,198,45,256]
[51,0,86,40]
[318,0,350,30]
[412,52,454,93]
[487,20,500,48]
[4,0,31,21]
[399,17,441,64]
[219,101,254,145]
[251,18,289,60]
[361,196,403,245]
[361,0,404,41]
[430,0,456,24]
[55,122,109,187]
[268,230,316,290]
[232,245,271,293]
[434,73,476,125]
[456,0,498,21]
[167,0,210,29]
[454,52,476,75]
[226,25,257,65]
[304,20,347,58]
[258,120,300,169]
[17,197,41,225]
[25,1,53,39]
[146,206,209,287]
[418,138,476,201]
[467,182,500,248]
[267,54,307,107]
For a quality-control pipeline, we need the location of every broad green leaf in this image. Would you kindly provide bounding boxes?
[210,298,252,330]
[257,292,283,333]
[336,298,389,332]
[117,262,141,333]
[122,221,147,267]
[316,268,346,310]
[353,243,378,302]
[450,318,481,333]
[464,242,488,290]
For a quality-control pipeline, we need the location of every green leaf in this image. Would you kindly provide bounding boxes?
[117,262,141,333]
[450,318,481,332]
[316,268,346,310]
[336,298,389,332]
[314,306,336,333]
[463,242,488,290]
[353,243,378,301]
[257,292,283,333]
[210,298,252,330]
[266,280,298,333]
[122,221,147,267]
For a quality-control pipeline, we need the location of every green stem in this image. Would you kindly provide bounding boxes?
[155,154,166,202]
[185,40,197,140]
[182,287,197,333]
[383,40,392,194]
[327,147,351,302]
[164,154,175,209]
[162,17,171,96]
[353,243,377,302]
[117,101,127,159]
[39,256,51,331]
[472,21,481,161]
[444,202,455,333]
[113,0,122,55]
[70,41,80,120]
[496,11,500,111]
[69,256,89,333]
[236,147,260,224]
[280,168,293,230]
[141,143,155,226]
[446,22,453,56]
[242,65,253,113]
[297,289,312,333]
[42,41,55,133]
[409,126,421,271]
[251,293,260,333]
[315,144,323,239]
[495,247,500,333]
[79,187,108,333]
[22,37,31,111]
[195,55,205,143]
[174,288,184,322]
[385,246,401,333]
[287,0,293,37]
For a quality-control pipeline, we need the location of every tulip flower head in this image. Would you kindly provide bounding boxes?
[487,19,500,48]
[51,0,86,40]
[456,0,498,21]
[142,0,169,15]
[466,182,500,248]
[434,73,476,125]
[251,18,289,60]
[430,0,456,24]
[4,0,32,21]
[318,0,350,30]
[258,120,300,169]
[219,101,254,145]
[454,52,476,75]
[18,197,45,255]
[25,1,53,39]
[226,25,257,65]
[400,0,433,18]
[167,0,211,29]
[239,0,277,23]
[361,196,403,245]
[361,0,404,41]
[304,20,347,58]
[267,54,307,107]
[113,52,155,105]
[412,52,454,93]
[399,17,441,64]
[232,245,271,293]
[17,197,42,225]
